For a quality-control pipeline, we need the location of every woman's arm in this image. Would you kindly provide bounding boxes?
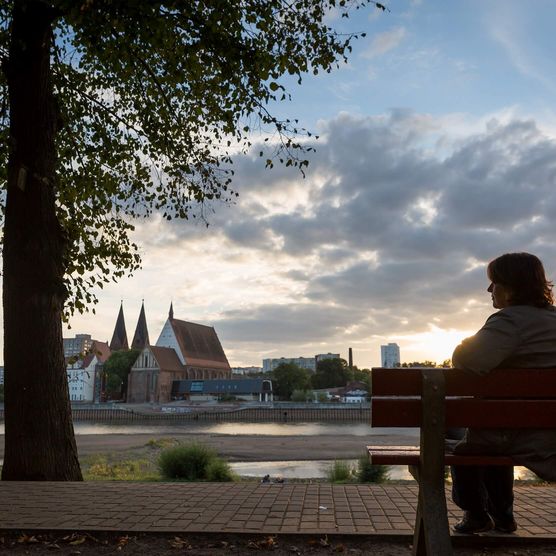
[452,310,520,375]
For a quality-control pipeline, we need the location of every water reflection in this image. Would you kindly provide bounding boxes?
[230,460,536,481]
[0,422,420,437]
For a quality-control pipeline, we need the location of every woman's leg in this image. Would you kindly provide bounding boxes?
[484,466,515,526]
[450,465,487,513]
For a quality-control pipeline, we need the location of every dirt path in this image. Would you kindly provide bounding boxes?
[1,432,419,462]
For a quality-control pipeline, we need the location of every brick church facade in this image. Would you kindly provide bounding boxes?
[126,303,231,403]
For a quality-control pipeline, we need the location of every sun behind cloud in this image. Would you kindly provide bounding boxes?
[394,325,475,365]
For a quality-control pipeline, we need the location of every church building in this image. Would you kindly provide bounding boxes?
[126,303,231,403]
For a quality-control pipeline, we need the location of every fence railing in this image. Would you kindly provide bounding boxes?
[0,405,371,423]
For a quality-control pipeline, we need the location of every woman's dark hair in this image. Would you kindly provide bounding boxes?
[487,252,553,307]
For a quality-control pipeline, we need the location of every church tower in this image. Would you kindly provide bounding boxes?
[131,300,150,350]
[109,301,129,351]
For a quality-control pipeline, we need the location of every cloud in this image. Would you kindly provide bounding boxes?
[487,3,556,93]
[67,109,556,368]
[362,27,406,58]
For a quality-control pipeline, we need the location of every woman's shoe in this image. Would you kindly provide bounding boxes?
[493,516,518,533]
[453,511,494,534]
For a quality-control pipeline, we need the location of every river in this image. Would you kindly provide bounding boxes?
[0,422,535,480]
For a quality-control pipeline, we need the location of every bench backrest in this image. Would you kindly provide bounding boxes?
[371,367,556,429]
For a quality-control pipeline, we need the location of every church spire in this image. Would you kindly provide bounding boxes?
[131,300,150,350]
[169,301,174,320]
[109,301,129,351]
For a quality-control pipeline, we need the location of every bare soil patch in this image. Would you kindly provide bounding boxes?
[1,532,555,556]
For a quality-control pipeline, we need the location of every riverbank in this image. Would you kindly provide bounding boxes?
[0,430,417,463]
[72,430,417,461]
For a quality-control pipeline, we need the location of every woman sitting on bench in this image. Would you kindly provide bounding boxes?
[449,252,556,534]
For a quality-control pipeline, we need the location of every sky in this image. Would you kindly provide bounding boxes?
[61,0,556,368]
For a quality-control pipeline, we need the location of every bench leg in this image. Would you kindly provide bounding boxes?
[410,467,453,556]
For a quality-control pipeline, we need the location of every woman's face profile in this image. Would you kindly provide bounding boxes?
[487,282,511,309]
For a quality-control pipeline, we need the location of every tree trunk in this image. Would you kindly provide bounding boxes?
[1,0,82,480]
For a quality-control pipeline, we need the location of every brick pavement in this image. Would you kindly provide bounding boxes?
[0,482,555,539]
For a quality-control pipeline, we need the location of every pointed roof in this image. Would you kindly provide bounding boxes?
[90,340,111,363]
[169,302,174,320]
[69,340,112,369]
[131,301,150,350]
[150,345,184,372]
[109,302,129,351]
[170,318,230,370]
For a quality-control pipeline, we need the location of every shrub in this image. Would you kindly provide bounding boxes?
[206,458,235,482]
[327,460,353,483]
[357,456,389,483]
[291,389,312,402]
[158,443,216,480]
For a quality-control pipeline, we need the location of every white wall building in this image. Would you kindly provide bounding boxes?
[231,366,263,375]
[66,341,111,402]
[315,353,341,363]
[263,353,342,373]
[67,356,100,402]
[381,343,400,367]
[263,357,316,373]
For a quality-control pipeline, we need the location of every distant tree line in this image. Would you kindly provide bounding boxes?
[271,358,371,401]
[103,350,140,401]
[400,360,452,368]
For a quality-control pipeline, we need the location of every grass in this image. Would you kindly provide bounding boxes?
[326,457,390,484]
[82,455,160,481]
[79,437,392,484]
[357,456,389,483]
[145,437,179,450]
[326,460,354,483]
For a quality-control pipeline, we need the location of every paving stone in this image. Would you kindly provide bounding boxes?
[0,482,554,540]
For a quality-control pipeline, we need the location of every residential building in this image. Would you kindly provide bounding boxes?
[171,378,273,402]
[231,366,263,375]
[312,380,368,403]
[66,341,111,402]
[127,304,232,403]
[63,334,93,358]
[381,343,400,367]
[262,357,315,372]
[315,353,341,363]
[263,353,342,373]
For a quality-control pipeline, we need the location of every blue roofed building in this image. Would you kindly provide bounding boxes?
[171,378,273,402]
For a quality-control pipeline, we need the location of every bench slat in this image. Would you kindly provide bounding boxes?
[371,398,556,428]
[367,447,515,466]
[371,367,556,398]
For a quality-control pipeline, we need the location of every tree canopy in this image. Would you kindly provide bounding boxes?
[103,349,140,398]
[1,0,381,480]
[311,357,352,389]
[272,363,311,400]
[0,0,377,314]
[400,360,452,368]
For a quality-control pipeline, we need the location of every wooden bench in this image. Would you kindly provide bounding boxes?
[368,367,556,556]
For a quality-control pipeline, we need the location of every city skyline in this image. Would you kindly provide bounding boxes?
[4,0,556,368]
